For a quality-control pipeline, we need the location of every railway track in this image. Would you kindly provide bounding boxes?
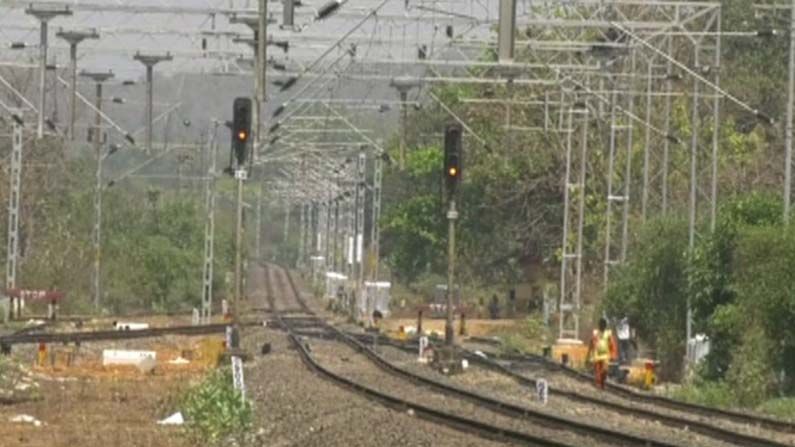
[258,312,795,447]
[261,293,793,447]
[324,332,793,447]
[0,320,53,337]
[467,339,795,435]
[0,322,236,346]
[474,355,795,447]
[263,263,694,447]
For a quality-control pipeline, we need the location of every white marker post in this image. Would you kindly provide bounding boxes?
[231,355,246,402]
[536,379,549,405]
[418,336,429,362]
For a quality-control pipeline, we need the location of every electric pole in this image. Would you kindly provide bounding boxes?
[5,118,22,319]
[256,0,267,160]
[255,180,262,260]
[354,150,366,305]
[390,77,419,170]
[25,6,72,139]
[81,70,114,310]
[370,154,383,280]
[56,28,99,140]
[133,52,172,153]
[201,121,219,323]
[497,0,517,64]
[229,4,267,162]
[786,0,795,222]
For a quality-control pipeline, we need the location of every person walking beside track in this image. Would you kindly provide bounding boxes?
[587,317,618,389]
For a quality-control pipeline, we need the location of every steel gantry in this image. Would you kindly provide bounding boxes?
[559,90,590,342]
[0,0,779,361]
[5,119,23,319]
[201,121,219,324]
[81,69,114,310]
[250,0,765,353]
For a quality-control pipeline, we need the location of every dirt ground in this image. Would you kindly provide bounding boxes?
[0,334,221,447]
[380,317,517,338]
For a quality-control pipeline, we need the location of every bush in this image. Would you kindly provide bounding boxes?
[603,217,689,380]
[726,328,777,406]
[182,368,252,445]
[497,314,549,355]
[687,193,783,380]
[756,398,795,420]
[668,380,737,409]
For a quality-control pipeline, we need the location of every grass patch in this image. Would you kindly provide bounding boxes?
[0,355,40,403]
[494,314,550,355]
[755,398,795,421]
[181,368,252,445]
[667,380,737,409]
[667,380,795,421]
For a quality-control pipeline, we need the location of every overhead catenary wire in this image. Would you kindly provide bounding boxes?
[611,21,774,123]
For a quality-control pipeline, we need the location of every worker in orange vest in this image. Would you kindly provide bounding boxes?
[587,317,618,389]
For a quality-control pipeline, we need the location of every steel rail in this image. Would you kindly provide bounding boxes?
[270,264,684,447]
[264,265,574,447]
[286,328,792,447]
[263,302,795,440]
[0,322,247,345]
[472,347,795,436]
[364,334,795,442]
[467,354,793,447]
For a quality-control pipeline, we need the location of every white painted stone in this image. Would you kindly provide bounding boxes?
[10,414,42,427]
[157,412,184,425]
[102,349,156,366]
[113,322,149,331]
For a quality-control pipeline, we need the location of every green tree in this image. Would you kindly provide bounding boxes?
[688,194,782,380]
[603,217,690,379]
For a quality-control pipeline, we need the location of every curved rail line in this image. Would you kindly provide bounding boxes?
[467,339,795,436]
[266,264,687,447]
[265,266,576,447]
[0,322,237,345]
[277,312,793,447]
[289,328,793,447]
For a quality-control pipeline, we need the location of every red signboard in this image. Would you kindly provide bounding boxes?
[5,289,65,302]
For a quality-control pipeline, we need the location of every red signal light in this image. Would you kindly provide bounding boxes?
[448,166,458,177]
[237,130,248,141]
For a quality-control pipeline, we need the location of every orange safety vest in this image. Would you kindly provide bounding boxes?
[591,329,617,362]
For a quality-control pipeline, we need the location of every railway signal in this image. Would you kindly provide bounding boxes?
[232,97,252,166]
[436,123,464,372]
[444,122,463,200]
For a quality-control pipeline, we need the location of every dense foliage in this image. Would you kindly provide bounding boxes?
[5,153,237,315]
[380,1,792,295]
[605,194,795,404]
[380,94,564,286]
[602,217,690,380]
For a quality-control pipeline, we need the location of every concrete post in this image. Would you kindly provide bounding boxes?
[26,6,72,139]
[80,70,114,310]
[133,52,173,153]
[56,29,99,140]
